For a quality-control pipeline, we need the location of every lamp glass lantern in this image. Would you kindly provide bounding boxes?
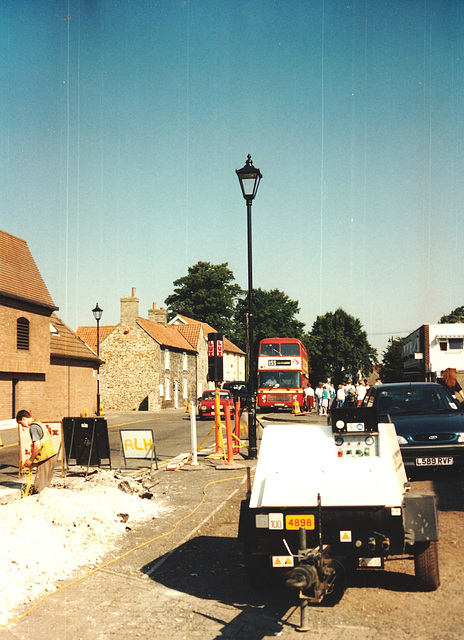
[236,154,262,200]
[92,303,103,322]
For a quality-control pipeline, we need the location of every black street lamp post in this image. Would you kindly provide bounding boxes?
[92,303,103,416]
[236,154,262,459]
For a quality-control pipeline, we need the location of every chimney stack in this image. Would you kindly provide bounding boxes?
[148,302,167,327]
[120,287,139,326]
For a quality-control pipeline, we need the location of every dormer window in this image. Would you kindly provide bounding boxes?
[17,317,30,350]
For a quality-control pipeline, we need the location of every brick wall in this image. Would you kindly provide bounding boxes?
[1,302,98,421]
[1,364,97,422]
[0,379,13,418]
[46,359,98,419]
[0,306,50,374]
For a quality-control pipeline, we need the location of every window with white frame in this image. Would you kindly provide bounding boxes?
[439,338,464,351]
[183,351,188,370]
[165,378,171,400]
[164,349,170,369]
[183,378,188,399]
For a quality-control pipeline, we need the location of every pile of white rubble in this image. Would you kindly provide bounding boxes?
[0,470,165,626]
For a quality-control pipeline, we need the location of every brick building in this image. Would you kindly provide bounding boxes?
[403,323,464,384]
[0,230,100,421]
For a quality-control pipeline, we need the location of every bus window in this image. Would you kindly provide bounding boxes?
[280,372,300,387]
[260,343,280,356]
[281,343,300,357]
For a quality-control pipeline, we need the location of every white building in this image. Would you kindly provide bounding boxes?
[402,324,464,382]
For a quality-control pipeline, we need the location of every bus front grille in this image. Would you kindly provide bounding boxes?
[268,394,292,403]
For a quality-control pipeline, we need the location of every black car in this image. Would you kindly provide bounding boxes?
[222,381,249,409]
[362,382,464,472]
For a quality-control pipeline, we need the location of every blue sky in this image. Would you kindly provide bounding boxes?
[1,0,463,358]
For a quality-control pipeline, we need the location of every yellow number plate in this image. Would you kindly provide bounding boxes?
[285,515,315,530]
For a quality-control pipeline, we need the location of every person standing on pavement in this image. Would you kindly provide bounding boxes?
[16,410,57,493]
[315,383,323,415]
[356,380,367,406]
[438,368,464,403]
[344,379,356,407]
[305,383,315,412]
[336,384,346,408]
[321,384,330,414]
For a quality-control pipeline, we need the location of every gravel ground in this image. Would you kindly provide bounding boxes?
[155,470,464,640]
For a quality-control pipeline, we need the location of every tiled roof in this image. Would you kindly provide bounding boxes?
[137,318,196,352]
[176,323,202,350]
[50,314,100,362]
[168,314,245,355]
[223,336,245,355]
[0,229,57,309]
[76,326,115,351]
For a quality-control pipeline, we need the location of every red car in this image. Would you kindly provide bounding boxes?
[198,390,235,420]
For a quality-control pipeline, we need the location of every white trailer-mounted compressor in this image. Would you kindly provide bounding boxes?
[238,408,439,629]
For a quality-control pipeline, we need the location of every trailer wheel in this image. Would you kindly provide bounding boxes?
[414,540,440,591]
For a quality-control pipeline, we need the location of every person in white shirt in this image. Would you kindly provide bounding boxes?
[356,380,367,406]
[304,383,315,412]
[315,383,323,415]
[336,384,345,408]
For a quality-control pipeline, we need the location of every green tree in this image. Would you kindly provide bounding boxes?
[439,306,464,323]
[305,308,378,385]
[164,261,242,336]
[232,288,305,353]
[380,337,405,383]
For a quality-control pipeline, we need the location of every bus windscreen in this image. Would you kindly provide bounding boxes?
[258,371,301,389]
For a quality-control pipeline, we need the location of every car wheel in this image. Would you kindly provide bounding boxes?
[199,411,205,420]
[414,540,440,591]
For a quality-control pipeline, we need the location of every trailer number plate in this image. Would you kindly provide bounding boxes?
[285,515,315,530]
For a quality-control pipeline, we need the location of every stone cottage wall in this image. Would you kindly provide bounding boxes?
[157,349,197,410]
[99,324,198,412]
[100,325,160,411]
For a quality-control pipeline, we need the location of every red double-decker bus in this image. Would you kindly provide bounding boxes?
[257,338,309,411]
